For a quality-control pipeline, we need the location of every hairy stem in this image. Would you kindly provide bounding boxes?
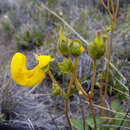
[48,69,57,84]
[90,59,97,97]
[100,57,104,117]
[65,77,74,130]
[89,97,97,130]
[73,58,97,130]
[103,19,115,116]
[65,57,78,130]
[88,59,97,130]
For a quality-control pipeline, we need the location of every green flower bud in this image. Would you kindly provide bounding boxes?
[105,26,112,32]
[98,73,103,80]
[88,30,105,59]
[69,40,84,57]
[52,83,61,96]
[96,82,100,88]
[58,59,73,74]
[58,28,70,57]
[103,33,108,42]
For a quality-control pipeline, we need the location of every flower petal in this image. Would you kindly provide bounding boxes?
[38,55,51,68]
[80,45,85,52]
[10,52,46,87]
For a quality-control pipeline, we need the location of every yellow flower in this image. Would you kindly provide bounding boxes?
[105,26,112,32]
[10,52,51,87]
[80,45,85,52]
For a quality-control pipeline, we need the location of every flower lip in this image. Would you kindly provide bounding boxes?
[37,55,51,68]
[10,52,51,87]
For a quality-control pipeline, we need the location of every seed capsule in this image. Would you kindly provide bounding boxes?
[52,83,61,96]
[58,28,70,57]
[88,30,105,60]
[58,59,73,74]
[69,40,84,56]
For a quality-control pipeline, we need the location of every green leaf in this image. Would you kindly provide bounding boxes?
[59,27,66,41]
[111,100,120,111]
[71,118,83,130]
[85,115,101,129]
[114,109,124,125]
[42,65,49,72]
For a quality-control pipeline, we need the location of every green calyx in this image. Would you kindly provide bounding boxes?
[98,73,103,80]
[69,40,82,56]
[88,30,105,59]
[52,83,61,96]
[58,59,73,74]
[60,91,67,99]
[103,33,108,42]
[42,65,49,72]
[58,28,70,57]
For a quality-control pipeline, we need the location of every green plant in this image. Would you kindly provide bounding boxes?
[101,0,119,118]
[14,24,44,50]
[71,100,129,130]
[9,0,130,130]
[0,16,14,37]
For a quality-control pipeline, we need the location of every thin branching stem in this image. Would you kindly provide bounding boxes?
[107,0,113,19]
[72,58,97,130]
[65,77,74,130]
[48,69,65,95]
[110,0,115,14]
[103,19,115,116]
[65,57,78,130]
[115,0,119,17]
[88,59,97,130]
[88,97,97,130]
[99,79,103,116]
[101,0,108,9]
[101,0,119,117]
[90,59,97,97]
[75,78,89,99]
[48,70,57,84]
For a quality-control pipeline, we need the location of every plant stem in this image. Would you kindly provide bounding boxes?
[75,78,89,100]
[48,69,57,84]
[88,59,97,130]
[101,0,119,117]
[103,19,115,116]
[73,58,97,130]
[88,97,97,130]
[100,57,104,117]
[64,57,78,130]
[90,59,97,97]
[72,57,89,100]
[65,77,74,130]
[48,69,65,96]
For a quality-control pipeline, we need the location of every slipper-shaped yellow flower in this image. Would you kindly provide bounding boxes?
[10,52,51,87]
